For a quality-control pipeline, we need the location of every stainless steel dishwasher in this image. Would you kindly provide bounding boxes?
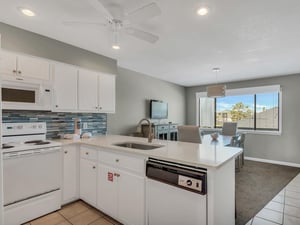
[146,158,207,225]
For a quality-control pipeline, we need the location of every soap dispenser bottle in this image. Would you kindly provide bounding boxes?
[74,118,82,136]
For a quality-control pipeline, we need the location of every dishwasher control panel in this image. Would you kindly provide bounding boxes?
[178,175,202,192]
[146,158,207,195]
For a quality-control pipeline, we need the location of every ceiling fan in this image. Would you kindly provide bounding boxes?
[63,0,161,49]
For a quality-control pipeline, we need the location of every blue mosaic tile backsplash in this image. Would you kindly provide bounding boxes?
[2,110,107,139]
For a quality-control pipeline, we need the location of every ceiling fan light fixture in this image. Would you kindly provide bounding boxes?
[197,7,209,16]
[112,44,120,50]
[112,31,120,50]
[18,7,35,17]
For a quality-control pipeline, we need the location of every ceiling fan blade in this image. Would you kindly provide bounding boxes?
[62,21,106,27]
[125,2,161,25]
[97,0,124,20]
[125,27,159,43]
[87,0,113,21]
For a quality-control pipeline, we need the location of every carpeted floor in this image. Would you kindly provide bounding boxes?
[235,160,300,225]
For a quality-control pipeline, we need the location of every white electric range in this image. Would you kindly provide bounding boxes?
[2,122,62,225]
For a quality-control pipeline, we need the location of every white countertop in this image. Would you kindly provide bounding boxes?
[56,135,242,168]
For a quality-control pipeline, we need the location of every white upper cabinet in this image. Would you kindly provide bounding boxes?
[0,50,50,81]
[17,55,50,80]
[78,69,98,112]
[98,73,116,113]
[0,50,116,113]
[78,69,116,113]
[52,63,78,111]
[0,51,17,76]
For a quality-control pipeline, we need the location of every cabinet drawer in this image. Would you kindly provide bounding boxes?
[157,126,168,131]
[99,150,145,175]
[170,125,177,130]
[80,146,97,161]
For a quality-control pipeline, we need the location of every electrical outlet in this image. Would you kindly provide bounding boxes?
[83,122,88,129]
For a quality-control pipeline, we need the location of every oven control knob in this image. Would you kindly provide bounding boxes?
[186,180,192,186]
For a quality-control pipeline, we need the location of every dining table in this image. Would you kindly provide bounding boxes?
[201,133,233,146]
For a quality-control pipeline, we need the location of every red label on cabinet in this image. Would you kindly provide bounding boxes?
[108,172,113,182]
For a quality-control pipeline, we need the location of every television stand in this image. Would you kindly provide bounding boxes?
[141,123,178,141]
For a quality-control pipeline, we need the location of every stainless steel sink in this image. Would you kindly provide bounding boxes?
[113,142,164,150]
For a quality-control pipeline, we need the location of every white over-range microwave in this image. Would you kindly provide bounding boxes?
[1,79,52,111]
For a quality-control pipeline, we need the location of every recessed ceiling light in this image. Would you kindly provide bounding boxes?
[112,45,120,50]
[19,8,35,17]
[197,7,209,16]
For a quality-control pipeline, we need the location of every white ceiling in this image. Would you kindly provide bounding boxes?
[1,0,300,87]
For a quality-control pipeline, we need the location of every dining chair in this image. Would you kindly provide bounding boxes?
[230,133,246,171]
[238,133,246,166]
[177,125,202,144]
[222,122,237,136]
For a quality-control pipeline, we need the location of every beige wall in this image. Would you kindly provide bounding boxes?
[186,74,300,164]
[109,67,186,135]
[0,23,117,74]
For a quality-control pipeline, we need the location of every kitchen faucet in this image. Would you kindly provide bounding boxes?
[137,118,154,143]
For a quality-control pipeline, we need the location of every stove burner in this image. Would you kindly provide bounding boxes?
[24,140,44,144]
[2,144,14,149]
[24,140,51,145]
[35,141,51,145]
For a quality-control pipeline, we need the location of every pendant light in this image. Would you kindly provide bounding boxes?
[207,67,226,97]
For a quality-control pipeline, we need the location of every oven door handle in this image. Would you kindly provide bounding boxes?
[3,147,61,159]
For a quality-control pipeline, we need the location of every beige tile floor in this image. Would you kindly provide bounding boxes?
[22,200,122,225]
[246,173,300,225]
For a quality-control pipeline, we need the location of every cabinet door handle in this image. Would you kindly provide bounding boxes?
[95,106,98,109]
[99,106,102,110]
[85,152,89,155]
[92,166,96,169]
[16,77,23,81]
[12,69,17,73]
[18,70,22,74]
[64,151,68,154]
[115,159,119,163]
[114,173,120,177]
[56,105,58,108]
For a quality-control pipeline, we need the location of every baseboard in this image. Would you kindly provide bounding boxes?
[245,157,300,168]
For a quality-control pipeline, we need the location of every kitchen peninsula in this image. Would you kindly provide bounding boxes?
[57,135,242,225]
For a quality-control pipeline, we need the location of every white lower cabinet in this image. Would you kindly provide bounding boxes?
[118,169,145,225]
[80,158,97,207]
[97,164,118,218]
[97,150,145,225]
[62,145,79,204]
[78,146,146,225]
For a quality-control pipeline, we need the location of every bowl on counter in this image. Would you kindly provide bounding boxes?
[210,132,219,141]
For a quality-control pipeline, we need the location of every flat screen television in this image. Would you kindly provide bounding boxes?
[150,100,168,119]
